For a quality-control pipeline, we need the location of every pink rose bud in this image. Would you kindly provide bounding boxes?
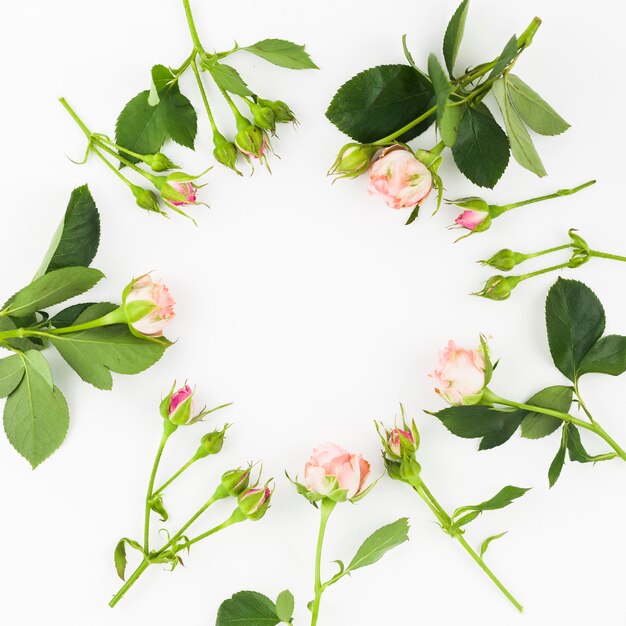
[368,146,433,209]
[168,384,194,423]
[304,443,371,500]
[238,484,273,520]
[388,428,415,457]
[431,340,487,406]
[124,274,175,337]
[235,124,268,160]
[455,209,490,231]
[165,181,198,207]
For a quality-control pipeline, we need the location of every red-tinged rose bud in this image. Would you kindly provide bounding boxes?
[235,124,268,161]
[238,483,273,520]
[388,428,415,457]
[123,274,175,337]
[221,466,251,497]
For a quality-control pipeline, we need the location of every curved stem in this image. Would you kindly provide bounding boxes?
[182,0,205,54]
[59,97,91,138]
[590,250,626,263]
[144,429,171,551]
[153,458,196,497]
[310,499,335,626]
[373,105,437,145]
[109,559,149,608]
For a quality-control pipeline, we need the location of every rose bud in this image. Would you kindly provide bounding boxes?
[329,142,378,180]
[213,135,241,175]
[194,424,230,459]
[162,181,198,207]
[235,123,268,161]
[474,275,521,301]
[431,340,487,406]
[447,197,492,233]
[367,146,433,209]
[388,428,415,457]
[123,274,175,337]
[142,153,179,172]
[480,248,522,272]
[238,483,273,521]
[221,466,252,497]
[249,102,276,133]
[304,443,371,501]
[166,385,202,425]
[131,186,163,214]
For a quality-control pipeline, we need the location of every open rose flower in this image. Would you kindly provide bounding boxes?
[368,146,433,209]
[124,274,175,337]
[432,340,486,406]
[304,443,371,500]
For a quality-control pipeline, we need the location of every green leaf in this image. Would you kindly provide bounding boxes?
[545,278,605,382]
[579,335,626,377]
[114,537,143,581]
[493,78,546,177]
[451,103,510,188]
[204,61,253,96]
[0,355,25,398]
[453,486,529,518]
[243,39,318,70]
[50,303,94,328]
[116,65,197,163]
[488,36,519,80]
[431,405,525,450]
[346,518,409,572]
[548,425,568,487]
[567,424,610,463]
[3,353,69,468]
[216,590,280,626]
[326,64,435,144]
[507,75,570,136]
[521,386,573,439]
[479,532,507,558]
[428,54,462,147]
[36,186,100,277]
[443,0,470,77]
[4,267,104,318]
[150,495,169,522]
[49,303,168,390]
[0,316,43,352]
[275,590,295,623]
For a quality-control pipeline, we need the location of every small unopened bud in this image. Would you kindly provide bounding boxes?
[481,248,524,272]
[258,98,297,124]
[142,153,179,172]
[388,428,416,458]
[194,425,229,459]
[221,466,251,497]
[235,124,268,160]
[213,136,241,175]
[238,483,273,520]
[131,186,162,214]
[475,275,521,301]
[329,143,378,180]
[249,103,276,132]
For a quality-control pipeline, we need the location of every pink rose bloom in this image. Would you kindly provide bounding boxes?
[169,385,193,416]
[389,428,414,456]
[432,340,486,406]
[304,443,371,499]
[168,181,197,207]
[125,275,175,337]
[368,146,433,209]
[455,209,489,231]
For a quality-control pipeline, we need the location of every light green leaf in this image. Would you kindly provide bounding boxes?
[243,39,318,70]
[0,355,25,398]
[493,78,546,177]
[49,303,168,390]
[479,532,507,558]
[114,537,143,581]
[3,353,69,468]
[579,335,626,377]
[521,386,573,439]
[275,590,295,623]
[548,425,568,488]
[346,518,409,572]
[22,350,53,389]
[216,591,280,626]
[4,267,104,318]
[443,0,470,77]
[453,486,529,519]
[507,75,570,136]
[36,185,100,277]
[204,61,253,96]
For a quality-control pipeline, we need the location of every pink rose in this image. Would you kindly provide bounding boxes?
[168,181,198,207]
[431,340,486,406]
[304,443,371,499]
[389,428,414,456]
[169,384,193,415]
[368,146,433,209]
[125,275,175,337]
[455,209,489,231]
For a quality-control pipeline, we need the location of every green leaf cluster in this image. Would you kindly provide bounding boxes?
[216,590,295,626]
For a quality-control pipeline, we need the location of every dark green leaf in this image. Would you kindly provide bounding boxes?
[428,54,462,147]
[3,352,69,468]
[493,78,546,177]
[204,61,253,96]
[243,39,318,69]
[50,303,94,328]
[548,425,568,487]
[521,386,572,439]
[443,0,470,77]
[0,355,25,398]
[487,36,518,80]
[216,590,280,626]
[453,486,529,518]
[579,335,626,377]
[326,64,435,143]
[116,65,197,163]
[507,75,570,136]
[36,186,100,277]
[567,424,610,463]
[545,278,605,382]
[452,103,510,188]
[49,303,168,390]
[4,267,104,318]
[432,405,524,450]
[346,518,409,572]
[275,590,295,622]
[479,532,507,558]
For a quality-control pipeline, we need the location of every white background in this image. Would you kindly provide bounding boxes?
[1,1,624,624]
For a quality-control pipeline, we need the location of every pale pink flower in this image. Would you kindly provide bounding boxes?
[304,443,371,499]
[389,428,414,456]
[368,146,433,209]
[168,181,198,207]
[455,209,489,231]
[432,340,486,406]
[125,275,175,337]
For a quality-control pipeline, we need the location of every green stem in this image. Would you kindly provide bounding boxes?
[91,147,139,188]
[491,180,596,217]
[522,244,571,261]
[94,135,150,161]
[59,97,91,138]
[215,83,248,127]
[93,139,158,184]
[144,427,172,551]
[191,58,218,133]
[456,534,523,612]
[109,559,150,608]
[153,458,197,497]
[310,499,336,626]
[515,262,570,283]
[174,508,245,552]
[373,105,436,145]
[590,250,626,263]
[182,0,205,54]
